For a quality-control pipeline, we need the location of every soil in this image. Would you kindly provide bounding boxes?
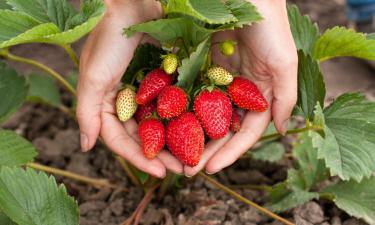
[1,0,375,225]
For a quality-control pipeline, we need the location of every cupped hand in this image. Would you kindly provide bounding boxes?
[184,0,298,176]
[77,0,183,178]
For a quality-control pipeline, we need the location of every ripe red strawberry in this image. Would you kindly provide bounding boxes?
[135,68,172,105]
[138,118,165,159]
[230,109,241,133]
[194,89,232,139]
[227,77,268,112]
[134,101,156,122]
[166,112,204,166]
[157,86,187,119]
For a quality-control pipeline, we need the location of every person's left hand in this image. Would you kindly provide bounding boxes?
[184,0,298,176]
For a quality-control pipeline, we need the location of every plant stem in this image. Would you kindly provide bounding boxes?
[62,44,80,67]
[158,172,176,199]
[199,172,295,225]
[260,126,323,142]
[26,162,125,190]
[0,49,77,96]
[116,156,141,187]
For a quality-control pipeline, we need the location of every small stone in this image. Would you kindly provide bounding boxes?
[294,202,325,224]
[343,218,368,225]
[239,207,264,224]
[109,198,124,216]
[332,216,342,225]
[79,201,107,215]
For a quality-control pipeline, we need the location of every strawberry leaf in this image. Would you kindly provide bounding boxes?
[0,211,16,225]
[0,0,10,9]
[294,51,326,120]
[0,167,79,225]
[367,33,375,40]
[314,26,375,61]
[222,0,262,28]
[251,142,285,163]
[0,130,37,167]
[167,0,236,25]
[27,73,61,107]
[287,4,319,55]
[321,177,375,224]
[312,93,375,182]
[176,38,210,91]
[266,183,318,212]
[0,61,29,123]
[125,18,213,48]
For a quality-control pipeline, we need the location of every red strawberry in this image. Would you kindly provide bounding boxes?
[227,77,268,112]
[230,109,241,133]
[157,86,187,119]
[166,112,204,166]
[134,101,156,122]
[135,68,172,105]
[138,118,165,159]
[194,89,232,139]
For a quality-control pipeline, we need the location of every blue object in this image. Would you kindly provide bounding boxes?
[346,0,375,22]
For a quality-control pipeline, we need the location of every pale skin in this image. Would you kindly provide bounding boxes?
[77,0,298,178]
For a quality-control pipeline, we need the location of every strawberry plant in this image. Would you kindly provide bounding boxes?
[0,0,375,225]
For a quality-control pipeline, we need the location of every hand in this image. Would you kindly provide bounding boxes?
[184,0,298,176]
[77,0,183,178]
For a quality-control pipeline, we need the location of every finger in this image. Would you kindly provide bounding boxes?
[101,112,166,178]
[205,110,271,174]
[122,120,183,174]
[272,57,298,135]
[184,133,232,177]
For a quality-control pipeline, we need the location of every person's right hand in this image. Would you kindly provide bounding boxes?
[77,0,183,178]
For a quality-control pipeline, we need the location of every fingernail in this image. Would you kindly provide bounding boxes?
[185,174,193,178]
[281,119,289,135]
[205,170,215,175]
[80,133,89,152]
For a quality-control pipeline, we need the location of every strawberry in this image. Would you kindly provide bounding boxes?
[206,66,233,86]
[230,109,241,133]
[157,86,187,119]
[219,40,236,56]
[135,68,172,105]
[227,77,268,112]
[138,118,165,159]
[134,101,156,123]
[162,54,178,74]
[166,112,204,166]
[194,89,232,139]
[116,87,137,122]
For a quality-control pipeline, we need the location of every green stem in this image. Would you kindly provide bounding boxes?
[61,44,80,67]
[0,49,76,96]
[199,172,295,225]
[259,126,323,142]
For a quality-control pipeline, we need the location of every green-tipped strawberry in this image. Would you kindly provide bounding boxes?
[162,54,178,75]
[116,87,137,122]
[227,77,268,112]
[206,66,233,86]
[194,89,232,139]
[157,86,187,119]
[136,68,172,105]
[166,112,204,166]
[138,118,165,159]
[219,40,236,56]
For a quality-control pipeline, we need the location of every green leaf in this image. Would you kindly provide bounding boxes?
[0,60,29,123]
[312,93,375,182]
[295,51,326,120]
[251,142,285,162]
[122,44,165,84]
[66,71,78,89]
[176,38,210,90]
[0,0,10,9]
[7,0,76,31]
[0,211,16,225]
[367,33,375,40]
[0,0,104,48]
[289,132,327,191]
[266,183,318,212]
[287,5,319,54]
[135,171,149,185]
[125,18,213,47]
[27,73,61,107]
[322,177,375,224]
[0,167,79,225]
[0,130,37,167]
[314,26,375,61]
[167,0,236,25]
[218,0,262,29]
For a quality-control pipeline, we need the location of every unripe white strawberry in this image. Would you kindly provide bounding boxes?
[206,66,233,86]
[162,54,178,75]
[116,87,137,122]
